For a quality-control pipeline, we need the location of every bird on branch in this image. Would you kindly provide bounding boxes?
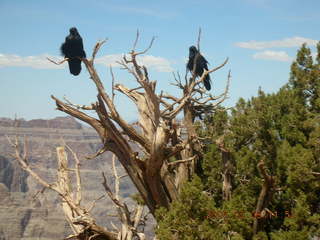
[187,46,211,91]
[60,27,86,76]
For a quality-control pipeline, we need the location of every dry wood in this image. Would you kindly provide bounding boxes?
[216,137,234,201]
[102,155,146,240]
[46,57,69,65]
[8,136,118,240]
[65,144,82,205]
[253,161,275,235]
[63,96,94,110]
[49,32,230,217]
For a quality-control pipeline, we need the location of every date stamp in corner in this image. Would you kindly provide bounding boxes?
[205,209,294,220]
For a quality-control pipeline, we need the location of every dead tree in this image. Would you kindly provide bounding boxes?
[102,155,147,240]
[7,137,117,239]
[50,31,230,215]
[8,136,148,240]
[253,161,275,235]
[215,136,234,201]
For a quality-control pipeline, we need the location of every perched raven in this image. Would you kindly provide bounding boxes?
[60,27,86,76]
[187,46,211,90]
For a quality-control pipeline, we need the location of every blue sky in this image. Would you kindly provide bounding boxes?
[1,0,319,121]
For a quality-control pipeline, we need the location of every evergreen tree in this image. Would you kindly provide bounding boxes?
[156,43,320,239]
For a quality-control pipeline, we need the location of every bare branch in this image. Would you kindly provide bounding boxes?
[85,144,108,160]
[46,57,69,65]
[133,29,140,51]
[23,135,28,160]
[163,94,191,120]
[81,59,151,152]
[197,27,202,52]
[208,57,229,74]
[135,36,156,56]
[167,156,196,166]
[51,95,104,136]
[8,136,53,189]
[91,39,107,62]
[161,94,180,102]
[63,96,94,110]
[102,172,125,209]
[214,70,231,105]
[162,58,229,120]
[88,233,100,240]
[172,71,184,89]
[191,70,231,110]
[195,58,229,86]
[32,186,47,200]
[87,194,106,213]
[111,222,119,232]
[128,86,144,92]
[165,141,187,159]
[65,144,82,205]
[119,174,128,179]
[184,66,189,85]
[112,154,120,199]
[110,66,116,103]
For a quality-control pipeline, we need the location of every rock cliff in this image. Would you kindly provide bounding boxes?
[0,116,139,240]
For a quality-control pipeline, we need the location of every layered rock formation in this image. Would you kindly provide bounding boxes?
[0,116,140,240]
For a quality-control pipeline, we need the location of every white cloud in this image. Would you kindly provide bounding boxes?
[235,37,318,50]
[96,54,173,72]
[95,54,123,67]
[253,50,293,62]
[0,53,173,73]
[136,55,173,72]
[0,54,65,69]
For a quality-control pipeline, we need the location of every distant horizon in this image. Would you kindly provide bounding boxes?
[0,114,138,127]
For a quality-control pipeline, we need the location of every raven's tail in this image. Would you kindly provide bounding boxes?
[68,58,82,76]
[204,74,211,91]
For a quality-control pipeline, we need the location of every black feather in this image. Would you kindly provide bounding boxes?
[187,45,212,91]
[60,27,86,76]
[68,58,82,76]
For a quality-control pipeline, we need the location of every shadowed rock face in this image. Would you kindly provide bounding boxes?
[0,116,139,240]
[0,155,28,192]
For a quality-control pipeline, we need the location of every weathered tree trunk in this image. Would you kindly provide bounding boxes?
[50,34,229,217]
[56,147,83,235]
[216,137,234,201]
[253,161,274,235]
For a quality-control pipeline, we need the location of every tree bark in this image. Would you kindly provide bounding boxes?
[50,36,229,216]
[253,161,274,235]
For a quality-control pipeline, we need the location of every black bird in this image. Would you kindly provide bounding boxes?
[60,27,86,76]
[187,46,211,90]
